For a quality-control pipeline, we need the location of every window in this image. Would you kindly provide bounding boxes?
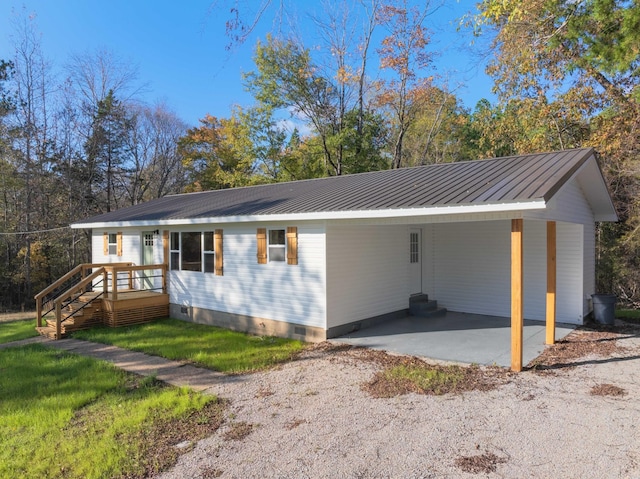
[103,232,122,256]
[257,227,297,265]
[170,232,180,270]
[169,231,222,274]
[268,229,285,262]
[181,232,202,271]
[203,231,215,273]
[108,234,118,255]
[410,232,419,263]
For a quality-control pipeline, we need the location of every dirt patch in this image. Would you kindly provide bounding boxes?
[127,398,226,478]
[0,312,35,322]
[455,452,507,474]
[303,343,511,398]
[591,383,627,397]
[326,347,512,398]
[528,324,632,371]
[223,421,255,441]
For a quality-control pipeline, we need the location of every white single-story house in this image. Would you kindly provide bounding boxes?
[71,148,617,371]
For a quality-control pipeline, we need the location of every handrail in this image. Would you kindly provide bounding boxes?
[37,261,167,337]
[34,262,134,326]
[105,264,167,300]
[53,267,106,339]
[35,264,83,302]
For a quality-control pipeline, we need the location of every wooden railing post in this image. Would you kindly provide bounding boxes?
[36,297,42,328]
[112,267,118,301]
[162,264,167,294]
[55,301,62,339]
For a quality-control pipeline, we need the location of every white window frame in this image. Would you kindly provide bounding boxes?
[268,229,286,262]
[170,231,216,273]
[203,231,215,273]
[170,232,180,271]
[108,233,118,256]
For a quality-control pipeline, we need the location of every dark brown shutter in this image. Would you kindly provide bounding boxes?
[103,232,109,255]
[116,232,123,256]
[287,227,298,265]
[214,229,224,275]
[257,228,267,264]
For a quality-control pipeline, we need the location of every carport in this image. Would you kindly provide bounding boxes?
[333,312,576,367]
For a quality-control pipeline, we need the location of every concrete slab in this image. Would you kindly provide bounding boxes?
[332,312,576,368]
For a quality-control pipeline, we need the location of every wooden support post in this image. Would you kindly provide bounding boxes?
[163,230,169,267]
[511,219,524,372]
[112,268,118,301]
[546,221,557,345]
[161,264,167,295]
[55,301,62,340]
[128,270,133,290]
[36,297,42,328]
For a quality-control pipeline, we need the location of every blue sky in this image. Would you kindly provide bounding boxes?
[0,0,495,127]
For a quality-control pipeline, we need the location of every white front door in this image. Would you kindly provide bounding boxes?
[141,232,155,290]
[409,228,422,295]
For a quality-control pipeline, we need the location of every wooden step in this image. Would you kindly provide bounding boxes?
[36,326,63,340]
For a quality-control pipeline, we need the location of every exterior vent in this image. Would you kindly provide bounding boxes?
[294,326,306,336]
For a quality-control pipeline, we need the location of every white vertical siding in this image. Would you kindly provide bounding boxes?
[426,219,584,324]
[557,222,584,323]
[529,177,596,320]
[93,228,169,289]
[168,222,327,329]
[431,221,511,317]
[326,224,408,328]
[523,220,547,320]
[92,228,143,265]
[422,224,435,298]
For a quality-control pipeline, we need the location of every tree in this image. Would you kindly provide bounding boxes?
[376,0,434,168]
[84,90,133,213]
[477,0,640,302]
[178,113,256,191]
[123,103,188,204]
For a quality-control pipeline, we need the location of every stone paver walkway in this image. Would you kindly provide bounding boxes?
[0,337,229,393]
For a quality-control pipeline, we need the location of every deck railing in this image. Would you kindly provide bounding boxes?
[35,262,167,336]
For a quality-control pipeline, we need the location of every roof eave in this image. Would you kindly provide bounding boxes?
[70,199,547,229]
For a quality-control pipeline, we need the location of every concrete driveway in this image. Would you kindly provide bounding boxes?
[332,312,575,368]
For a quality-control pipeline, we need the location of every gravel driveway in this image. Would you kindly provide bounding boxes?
[158,323,640,479]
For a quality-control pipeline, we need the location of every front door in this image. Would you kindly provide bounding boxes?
[141,232,155,290]
[409,228,422,295]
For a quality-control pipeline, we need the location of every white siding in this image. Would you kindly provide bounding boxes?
[92,228,144,265]
[528,177,596,320]
[557,222,584,323]
[168,222,327,329]
[92,228,163,290]
[326,224,408,328]
[430,221,511,317]
[424,219,585,324]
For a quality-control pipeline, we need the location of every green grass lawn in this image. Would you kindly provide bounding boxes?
[72,318,307,373]
[0,344,225,479]
[616,308,640,322]
[0,318,38,344]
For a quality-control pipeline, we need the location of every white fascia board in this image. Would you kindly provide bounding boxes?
[70,199,547,229]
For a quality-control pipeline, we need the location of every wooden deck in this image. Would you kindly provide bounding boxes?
[35,263,169,339]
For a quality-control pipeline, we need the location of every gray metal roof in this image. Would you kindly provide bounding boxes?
[73,148,608,225]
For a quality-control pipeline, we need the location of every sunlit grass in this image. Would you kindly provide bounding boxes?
[0,344,224,479]
[383,364,465,394]
[72,318,307,373]
[0,318,38,344]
